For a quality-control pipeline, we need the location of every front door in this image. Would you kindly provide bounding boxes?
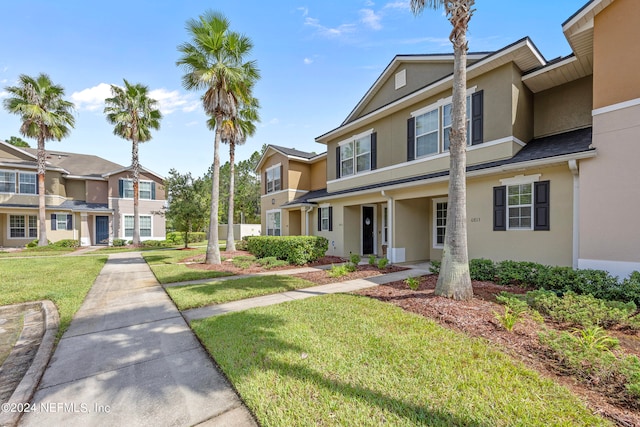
[96,216,109,245]
[362,206,374,255]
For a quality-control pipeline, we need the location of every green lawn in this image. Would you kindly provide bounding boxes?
[0,256,107,339]
[193,294,611,427]
[0,246,77,258]
[142,248,233,284]
[166,275,316,310]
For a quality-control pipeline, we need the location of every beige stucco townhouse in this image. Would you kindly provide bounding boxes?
[259,0,638,279]
[0,141,166,247]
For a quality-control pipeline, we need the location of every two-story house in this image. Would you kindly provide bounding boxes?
[0,140,166,247]
[259,0,638,278]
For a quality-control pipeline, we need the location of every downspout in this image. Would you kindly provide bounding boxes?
[381,190,393,263]
[304,205,314,236]
[568,160,580,269]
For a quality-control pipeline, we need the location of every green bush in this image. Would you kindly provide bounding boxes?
[349,253,362,265]
[469,258,496,281]
[236,237,249,251]
[368,255,377,266]
[377,258,389,269]
[112,239,127,247]
[405,277,420,291]
[256,256,289,269]
[166,231,207,245]
[429,260,441,275]
[52,239,79,248]
[496,260,544,286]
[232,255,257,269]
[141,240,172,248]
[247,236,328,265]
[26,239,39,248]
[328,263,356,278]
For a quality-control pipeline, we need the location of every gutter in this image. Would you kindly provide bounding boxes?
[304,205,314,236]
[568,160,580,269]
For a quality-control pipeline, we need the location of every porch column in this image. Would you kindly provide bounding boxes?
[80,213,91,247]
[382,191,394,263]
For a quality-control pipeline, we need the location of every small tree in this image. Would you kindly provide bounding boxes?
[6,136,30,147]
[162,169,209,248]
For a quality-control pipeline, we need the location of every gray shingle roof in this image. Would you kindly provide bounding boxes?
[270,145,320,159]
[24,148,124,177]
[285,127,593,205]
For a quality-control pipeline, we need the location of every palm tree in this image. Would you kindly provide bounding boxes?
[104,79,162,246]
[177,10,259,264]
[411,0,475,301]
[211,97,259,251]
[3,73,75,246]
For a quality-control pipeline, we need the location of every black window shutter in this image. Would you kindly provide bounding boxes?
[264,172,268,193]
[370,132,377,170]
[335,146,341,179]
[279,165,283,191]
[67,214,73,230]
[317,208,322,232]
[118,179,124,198]
[51,213,57,231]
[151,182,156,200]
[471,90,484,145]
[493,186,506,231]
[407,117,415,161]
[328,206,333,231]
[534,180,550,231]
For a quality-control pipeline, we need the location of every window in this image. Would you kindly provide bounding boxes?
[119,179,155,199]
[408,90,483,161]
[0,171,16,193]
[51,213,72,231]
[139,181,152,200]
[266,210,281,236]
[433,198,448,248]
[266,165,281,194]
[337,132,376,178]
[318,206,333,232]
[121,179,134,198]
[18,172,37,194]
[124,215,152,237]
[9,215,37,238]
[382,207,388,244]
[493,179,550,231]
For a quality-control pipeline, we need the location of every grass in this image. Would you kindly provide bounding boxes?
[0,246,76,258]
[142,248,233,284]
[192,294,611,427]
[0,256,107,339]
[166,275,316,310]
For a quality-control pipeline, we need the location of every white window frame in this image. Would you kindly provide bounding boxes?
[265,164,281,194]
[0,170,17,193]
[500,174,541,231]
[18,172,37,194]
[382,206,388,244]
[338,129,374,178]
[320,206,330,231]
[266,209,281,236]
[415,108,439,158]
[8,214,37,239]
[121,179,153,200]
[432,198,448,248]
[123,214,153,238]
[56,213,70,231]
[442,96,471,152]
[138,181,153,200]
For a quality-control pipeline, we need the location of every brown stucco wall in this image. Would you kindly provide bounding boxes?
[87,181,109,204]
[65,179,85,201]
[288,161,310,191]
[310,159,327,191]
[260,152,288,194]
[593,0,640,109]
[534,76,593,138]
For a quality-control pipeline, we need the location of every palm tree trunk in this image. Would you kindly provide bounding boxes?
[205,116,223,264]
[37,135,47,246]
[434,0,473,300]
[226,142,236,252]
[132,138,141,246]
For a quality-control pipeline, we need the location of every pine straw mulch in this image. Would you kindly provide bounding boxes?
[355,275,640,427]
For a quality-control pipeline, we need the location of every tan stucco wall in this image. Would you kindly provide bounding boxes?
[107,171,165,199]
[288,161,310,191]
[46,171,66,197]
[87,181,108,204]
[260,152,288,193]
[395,198,430,262]
[534,76,593,138]
[593,0,640,109]
[579,103,640,264]
[0,144,34,161]
[65,180,85,201]
[310,160,327,191]
[511,66,534,143]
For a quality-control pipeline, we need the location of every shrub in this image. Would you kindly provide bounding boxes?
[256,256,289,269]
[232,255,257,269]
[236,237,249,251]
[469,258,496,281]
[247,236,328,265]
[349,253,362,266]
[166,231,207,245]
[377,258,389,269]
[26,239,39,248]
[429,260,441,275]
[52,239,79,248]
[613,271,640,305]
[328,263,356,278]
[495,260,544,286]
[405,277,420,291]
[141,240,172,248]
[368,255,377,266]
[112,239,127,247]
[494,307,523,332]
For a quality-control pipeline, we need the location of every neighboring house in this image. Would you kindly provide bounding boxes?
[0,141,166,247]
[256,145,326,237]
[257,0,640,279]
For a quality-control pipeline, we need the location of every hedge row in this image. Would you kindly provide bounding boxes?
[246,236,328,265]
[430,259,640,304]
[166,231,207,245]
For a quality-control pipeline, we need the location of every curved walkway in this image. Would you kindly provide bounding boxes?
[19,252,256,427]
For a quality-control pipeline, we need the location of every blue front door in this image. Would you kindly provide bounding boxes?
[96,216,109,245]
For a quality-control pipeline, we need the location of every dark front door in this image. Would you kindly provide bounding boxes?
[362,206,374,255]
[96,216,109,245]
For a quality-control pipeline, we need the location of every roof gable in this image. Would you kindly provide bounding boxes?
[0,139,38,162]
[255,144,326,172]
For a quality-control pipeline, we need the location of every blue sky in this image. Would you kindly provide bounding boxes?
[0,0,588,178]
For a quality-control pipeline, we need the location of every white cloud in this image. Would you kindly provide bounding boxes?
[304,17,356,38]
[297,6,309,17]
[303,57,314,65]
[71,83,113,111]
[384,1,410,10]
[364,0,375,6]
[360,8,383,30]
[0,90,8,99]
[148,88,199,115]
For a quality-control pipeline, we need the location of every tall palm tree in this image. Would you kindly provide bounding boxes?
[411,0,475,301]
[211,97,259,251]
[3,73,75,246]
[177,10,259,264]
[104,79,162,246]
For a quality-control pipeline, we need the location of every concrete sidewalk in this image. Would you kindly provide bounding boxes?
[183,267,430,322]
[20,252,256,427]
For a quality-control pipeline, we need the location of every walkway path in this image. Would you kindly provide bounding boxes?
[20,252,256,427]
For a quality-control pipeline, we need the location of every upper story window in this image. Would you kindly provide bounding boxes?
[0,170,37,194]
[265,165,281,194]
[119,179,155,200]
[335,130,377,179]
[408,90,483,161]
